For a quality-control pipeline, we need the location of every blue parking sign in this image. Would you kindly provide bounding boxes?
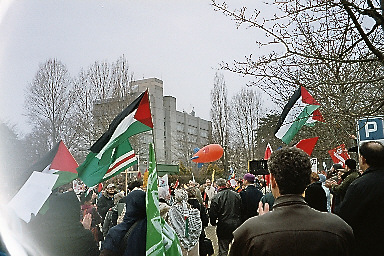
[357,117,384,143]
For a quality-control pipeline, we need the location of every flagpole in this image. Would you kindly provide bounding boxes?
[146,88,158,185]
[125,169,128,194]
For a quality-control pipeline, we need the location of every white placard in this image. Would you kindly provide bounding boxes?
[310,158,318,173]
[8,171,58,223]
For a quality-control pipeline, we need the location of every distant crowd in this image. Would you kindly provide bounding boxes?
[12,140,384,256]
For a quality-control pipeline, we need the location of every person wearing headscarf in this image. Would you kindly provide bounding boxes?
[168,189,202,256]
[158,186,171,221]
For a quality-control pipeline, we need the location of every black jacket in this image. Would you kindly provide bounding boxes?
[230,194,354,256]
[97,192,115,221]
[188,198,209,228]
[240,184,263,221]
[101,190,147,256]
[304,181,327,212]
[209,187,242,239]
[339,167,384,255]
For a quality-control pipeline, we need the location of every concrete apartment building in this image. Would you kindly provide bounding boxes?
[93,78,211,168]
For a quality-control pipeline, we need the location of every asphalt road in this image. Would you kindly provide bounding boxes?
[204,225,219,256]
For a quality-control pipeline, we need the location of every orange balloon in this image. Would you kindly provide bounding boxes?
[191,144,224,163]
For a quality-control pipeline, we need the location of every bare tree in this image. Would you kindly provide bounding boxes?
[73,56,135,161]
[211,0,384,147]
[230,88,264,162]
[210,73,230,172]
[24,59,77,150]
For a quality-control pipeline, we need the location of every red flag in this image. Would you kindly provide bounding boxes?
[264,143,273,160]
[264,144,273,186]
[97,183,103,193]
[328,144,350,167]
[295,137,319,156]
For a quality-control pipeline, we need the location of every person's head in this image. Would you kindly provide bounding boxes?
[206,179,211,187]
[243,173,255,185]
[268,147,311,197]
[174,189,188,203]
[186,186,196,198]
[215,178,226,189]
[128,180,143,192]
[106,184,116,195]
[158,186,171,201]
[331,163,343,172]
[359,141,384,171]
[345,159,357,171]
[80,191,94,205]
[123,190,146,222]
[310,172,320,184]
[114,191,125,204]
[318,174,326,183]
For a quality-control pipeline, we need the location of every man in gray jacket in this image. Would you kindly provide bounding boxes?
[229,147,354,256]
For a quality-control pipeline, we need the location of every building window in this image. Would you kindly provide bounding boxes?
[177,123,184,131]
[200,130,208,138]
[188,127,197,135]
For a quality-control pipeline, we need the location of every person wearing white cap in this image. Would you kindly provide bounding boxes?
[97,183,116,222]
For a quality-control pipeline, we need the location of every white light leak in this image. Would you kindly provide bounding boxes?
[0,0,14,26]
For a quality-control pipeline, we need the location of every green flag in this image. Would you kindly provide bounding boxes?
[146,143,182,256]
[77,90,153,187]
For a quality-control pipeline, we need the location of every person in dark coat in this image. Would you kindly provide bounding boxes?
[229,147,354,256]
[325,159,360,203]
[102,191,125,238]
[239,173,264,222]
[339,141,384,255]
[100,190,147,256]
[186,187,213,256]
[259,192,275,211]
[25,191,99,256]
[209,178,242,256]
[304,172,327,212]
[97,184,116,222]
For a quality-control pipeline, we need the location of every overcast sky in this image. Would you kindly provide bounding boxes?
[0,0,273,135]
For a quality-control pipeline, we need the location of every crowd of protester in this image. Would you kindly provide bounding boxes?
[3,140,383,256]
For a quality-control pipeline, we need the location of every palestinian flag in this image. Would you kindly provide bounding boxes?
[26,140,78,190]
[77,90,153,187]
[295,137,319,156]
[275,87,322,144]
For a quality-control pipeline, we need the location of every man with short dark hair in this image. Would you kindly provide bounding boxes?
[229,147,354,256]
[339,141,384,255]
[209,178,242,256]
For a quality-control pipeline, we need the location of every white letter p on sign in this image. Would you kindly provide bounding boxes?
[365,121,377,138]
